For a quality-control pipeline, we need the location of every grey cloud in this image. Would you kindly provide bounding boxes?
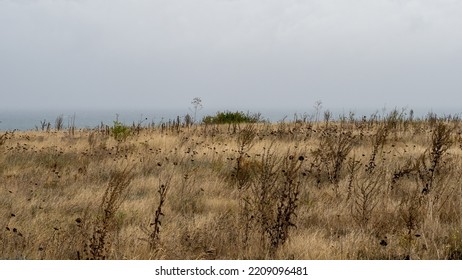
[1,0,462,111]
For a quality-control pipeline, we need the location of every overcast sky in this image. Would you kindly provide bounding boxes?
[1,0,462,113]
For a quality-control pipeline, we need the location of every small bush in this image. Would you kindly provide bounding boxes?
[202,111,263,124]
[111,121,131,142]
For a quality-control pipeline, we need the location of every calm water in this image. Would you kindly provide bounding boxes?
[0,107,460,131]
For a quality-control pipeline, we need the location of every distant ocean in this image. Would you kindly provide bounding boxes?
[0,107,460,131]
[0,109,192,131]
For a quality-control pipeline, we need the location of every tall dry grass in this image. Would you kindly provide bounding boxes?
[1,112,462,259]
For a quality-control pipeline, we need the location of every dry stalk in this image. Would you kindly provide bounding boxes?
[351,168,383,229]
[86,166,135,260]
[367,124,389,173]
[234,124,256,189]
[312,128,355,193]
[398,186,425,260]
[242,145,305,257]
[268,151,304,255]
[149,177,171,250]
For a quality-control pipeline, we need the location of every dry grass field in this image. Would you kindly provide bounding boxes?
[1,111,462,260]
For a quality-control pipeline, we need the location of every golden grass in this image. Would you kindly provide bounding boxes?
[1,118,462,259]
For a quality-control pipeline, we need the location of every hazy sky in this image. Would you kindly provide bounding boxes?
[1,0,462,112]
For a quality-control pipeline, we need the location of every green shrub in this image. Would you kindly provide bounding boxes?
[202,111,263,124]
[111,121,131,142]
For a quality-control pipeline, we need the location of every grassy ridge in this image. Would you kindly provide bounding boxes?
[1,112,462,259]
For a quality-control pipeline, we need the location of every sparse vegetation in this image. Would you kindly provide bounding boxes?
[1,109,462,259]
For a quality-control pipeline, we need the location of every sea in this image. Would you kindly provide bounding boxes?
[0,107,460,131]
